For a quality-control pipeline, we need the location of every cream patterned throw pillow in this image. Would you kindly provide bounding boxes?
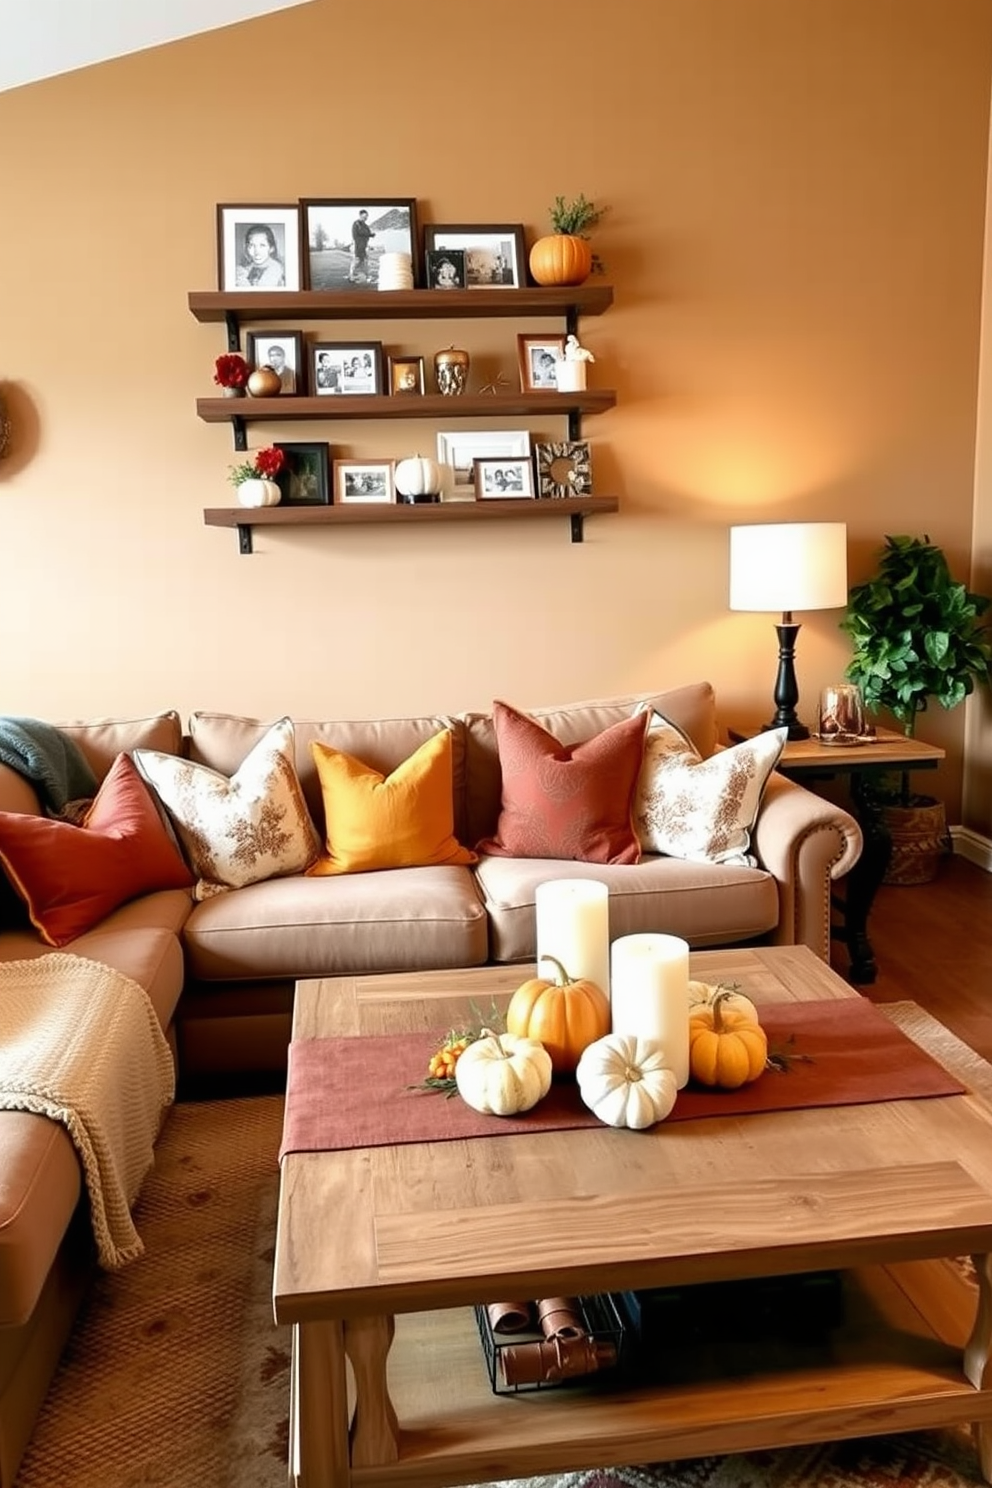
[632,708,786,866]
[134,717,319,897]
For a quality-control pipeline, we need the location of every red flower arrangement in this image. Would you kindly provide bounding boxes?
[228,446,287,487]
[214,353,250,390]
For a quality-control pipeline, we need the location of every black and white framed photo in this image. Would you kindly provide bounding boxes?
[423,224,526,288]
[517,333,566,392]
[335,459,396,504]
[311,341,383,396]
[273,442,331,505]
[473,457,535,500]
[388,355,425,396]
[534,440,593,499]
[425,248,466,290]
[300,198,419,291]
[216,204,301,291]
[247,330,304,395]
[436,429,531,501]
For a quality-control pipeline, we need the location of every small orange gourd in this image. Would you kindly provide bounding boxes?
[505,955,610,1076]
[688,991,768,1090]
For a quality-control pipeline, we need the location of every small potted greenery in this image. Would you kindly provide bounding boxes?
[840,533,992,881]
[529,194,607,287]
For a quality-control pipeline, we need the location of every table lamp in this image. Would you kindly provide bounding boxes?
[729,522,848,740]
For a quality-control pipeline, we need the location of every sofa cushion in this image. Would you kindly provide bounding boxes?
[181,865,488,981]
[460,683,719,848]
[475,853,781,963]
[0,755,194,946]
[135,717,320,897]
[476,701,649,866]
[58,711,183,784]
[308,730,476,876]
[633,712,786,866]
[187,710,469,843]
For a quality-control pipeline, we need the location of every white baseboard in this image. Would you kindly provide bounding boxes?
[950,824,992,871]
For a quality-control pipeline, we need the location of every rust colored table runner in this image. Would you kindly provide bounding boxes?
[278,997,965,1160]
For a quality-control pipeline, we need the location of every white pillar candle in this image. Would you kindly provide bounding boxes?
[610,933,690,1088]
[535,879,610,1001]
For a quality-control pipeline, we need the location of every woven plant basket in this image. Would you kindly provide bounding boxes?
[881,800,950,886]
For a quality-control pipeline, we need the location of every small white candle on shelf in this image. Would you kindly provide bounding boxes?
[535,879,610,1002]
[610,933,690,1088]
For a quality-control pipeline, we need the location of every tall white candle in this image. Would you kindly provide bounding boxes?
[610,933,690,1087]
[535,879,610,1001]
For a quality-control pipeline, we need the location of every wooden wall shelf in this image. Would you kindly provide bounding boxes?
[188,285,614,336]
[197,390,616,428]
[203,496,619,553]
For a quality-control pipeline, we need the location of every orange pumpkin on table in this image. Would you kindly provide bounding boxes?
[505,955,610,1076]
[688,991,768,1090]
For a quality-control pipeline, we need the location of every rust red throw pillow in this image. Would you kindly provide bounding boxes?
[476,701,650,864]
[0,752,193,946]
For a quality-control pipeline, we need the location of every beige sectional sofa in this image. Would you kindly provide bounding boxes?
[0,681,862,1484]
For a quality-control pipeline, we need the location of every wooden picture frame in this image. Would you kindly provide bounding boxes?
[300,198,419,291]
[216,204,301,291]
[517,333,566,392]
[473,457,535,500]
[423,224,526,288]
[534,440,593,499]
[335,459,396,504]
[247,330,304,395]
[273,442,331,505]
[388,355,425,396]
[425,248,466,290]
[311,341,383,396]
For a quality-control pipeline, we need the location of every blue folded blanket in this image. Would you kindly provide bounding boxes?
[0,717,99,813]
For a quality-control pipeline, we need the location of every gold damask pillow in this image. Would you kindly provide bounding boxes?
[632,707,785,866]
[134,717,319,897]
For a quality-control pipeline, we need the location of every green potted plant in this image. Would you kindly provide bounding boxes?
[840,533,992,881]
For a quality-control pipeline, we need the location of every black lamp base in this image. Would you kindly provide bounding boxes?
[763,618,809,740]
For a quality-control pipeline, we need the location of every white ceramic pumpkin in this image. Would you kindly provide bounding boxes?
[236,477,281,509]
[576,1034,678,1130]
[454,1031,553,1116]
[687,980,759,1025]
[394,454,443,499]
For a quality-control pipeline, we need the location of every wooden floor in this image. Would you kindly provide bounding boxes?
[832,851,992,1061]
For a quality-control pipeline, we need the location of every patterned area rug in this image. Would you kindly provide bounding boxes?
[13,1002,992,1488]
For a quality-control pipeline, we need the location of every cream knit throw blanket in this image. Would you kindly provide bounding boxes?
[0,953,175,1269]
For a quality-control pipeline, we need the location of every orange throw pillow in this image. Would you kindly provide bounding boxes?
[476,701,650,864]
[307,728,477,876]
[0,752,193,946]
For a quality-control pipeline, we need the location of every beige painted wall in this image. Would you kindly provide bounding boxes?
[1,0,989,821]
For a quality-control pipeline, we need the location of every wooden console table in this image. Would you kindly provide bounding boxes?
[734,728,945,985]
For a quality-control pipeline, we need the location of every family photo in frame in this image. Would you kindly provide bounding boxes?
[474,457,534,499]
[216,204,301,291]
[517,333,566,391]
[423,225,526,288]
[247,331,303,394]
[301,199,419,291]
[335,460,396,504]
[311,342,383,396]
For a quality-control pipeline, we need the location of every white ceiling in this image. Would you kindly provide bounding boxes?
[0,0,315,94]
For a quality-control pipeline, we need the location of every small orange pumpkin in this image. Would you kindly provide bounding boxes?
[528,234,593,288]
[506,955,610,1076]
[688,992,767,1090]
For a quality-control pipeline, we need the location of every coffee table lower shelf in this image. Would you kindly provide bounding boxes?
[288,1256,991,1488]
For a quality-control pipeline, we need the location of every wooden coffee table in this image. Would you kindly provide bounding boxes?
[273,946,992,1488]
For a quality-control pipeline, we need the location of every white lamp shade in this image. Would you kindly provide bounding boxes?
[729,523,848,613]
